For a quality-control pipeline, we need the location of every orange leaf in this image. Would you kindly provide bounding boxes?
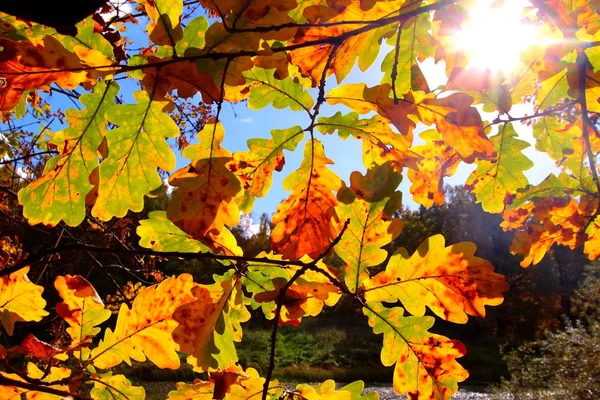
[0,37,89,111]
[271,140,341,260]
[408,129,461,207]
[167,121,241,254]
[417,92,495,163]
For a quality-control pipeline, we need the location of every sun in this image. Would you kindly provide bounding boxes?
[456,0,538,74]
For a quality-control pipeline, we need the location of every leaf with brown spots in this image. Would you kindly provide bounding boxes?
[19,81,118,227]
[0,267,48,335]
[90,274,197,370]
[270,139,341,260]
[172,271,250,371]
[0,36,92,111]
[55,275,111,361]
[407,129,461,207]
[167,120,242,254]
[364,234,508,323]
[364,303,469,400]
[244,253,341,325]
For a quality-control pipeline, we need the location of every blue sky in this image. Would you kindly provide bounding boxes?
[2,14,559,225]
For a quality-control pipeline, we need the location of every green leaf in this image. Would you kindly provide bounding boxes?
[533,116,577,162]
[333,165,404,293]
[137,211,210,253]
[19,81,118,226]
[230,126,304,213]
[93,90,178,221]
[364,303,468,400]
[244,67,314,112]
[466,123,533,213]
[176,16,208,56]
[90,372,145,400]
[317,111,420,170]
[381,14,434,96]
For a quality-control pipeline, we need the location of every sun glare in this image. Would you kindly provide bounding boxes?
[456,0,538,74]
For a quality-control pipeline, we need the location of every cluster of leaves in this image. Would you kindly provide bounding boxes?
[0,0,598,399]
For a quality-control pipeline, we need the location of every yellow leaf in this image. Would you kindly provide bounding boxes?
[0,267,48,335]
[90,274,197,370]
[55,275,111,361]
[364,235,508,323]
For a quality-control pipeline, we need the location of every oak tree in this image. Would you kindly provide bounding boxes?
[0,0,598,399]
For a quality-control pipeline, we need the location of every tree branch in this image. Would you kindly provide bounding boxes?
[0,375,91,400]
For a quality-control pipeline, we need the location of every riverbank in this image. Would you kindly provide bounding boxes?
[138,381,493,399]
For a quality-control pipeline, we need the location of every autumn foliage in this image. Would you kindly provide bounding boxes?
[0,0,598,399]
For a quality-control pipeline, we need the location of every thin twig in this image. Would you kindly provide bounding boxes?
[261,219,350,400]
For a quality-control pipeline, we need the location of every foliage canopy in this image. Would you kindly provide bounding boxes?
[0,0,599,399]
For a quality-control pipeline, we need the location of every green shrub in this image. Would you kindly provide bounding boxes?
[492,321,600,399]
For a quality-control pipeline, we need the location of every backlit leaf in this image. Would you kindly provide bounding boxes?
[90,274,197,370]
[167,121,241,254]
[0,36,90,111]
[0,267,48,335]
[19,81,118,226]
[172,272,250,371]
[316,112,421,171]
[138,210,210,253]
[245,253,341,324]
[333,165,404,293]
[229,126,304,213]
[93,90,178,220]
[364,235,508,323]
[139,0,183,46]
[90,372,145,400]
[271,139,341,260]
[55,275,111,361]
[364,303,468,400]
[408,129,461,207]
[244,67,314,112]
[466,123,534,213]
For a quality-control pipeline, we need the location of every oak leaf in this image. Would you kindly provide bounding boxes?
[229,126,304,213]
[364,235,508,323]
[92,90,178,220]
[333,165,404,293]
[172,272,250,371]
[466,123,534,213]
[89,372,146,400]
[364,303,468,400]
[90,274,197,369]
[0,266,48,335]
[0,37,89,111]
[55,275,111,360]
[270,140,341,260]
[19,81,118,226]
[408,129,461,207]
[167,121,242,254]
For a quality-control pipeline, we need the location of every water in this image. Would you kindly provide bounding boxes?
[364,384,491,399]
